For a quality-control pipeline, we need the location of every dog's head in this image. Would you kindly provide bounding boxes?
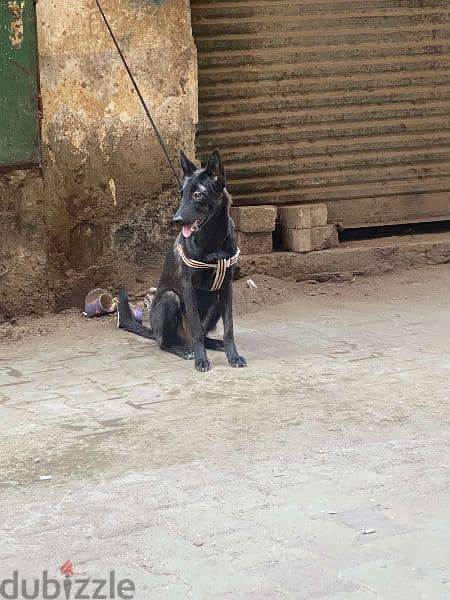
[173,149,226,238]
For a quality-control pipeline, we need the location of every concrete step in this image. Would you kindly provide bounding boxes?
[237,232,450,281]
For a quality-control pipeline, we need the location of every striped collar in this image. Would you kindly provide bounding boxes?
[176,243,240,291]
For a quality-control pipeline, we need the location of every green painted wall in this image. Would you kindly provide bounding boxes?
[0,0,40,168]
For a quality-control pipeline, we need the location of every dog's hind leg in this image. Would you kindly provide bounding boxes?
[164,345,195,360]
[152,291,193,359]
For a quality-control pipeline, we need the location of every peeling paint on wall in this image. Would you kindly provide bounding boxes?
[8,0,24,49]
[132,0,164,7]
[0,0,198,316]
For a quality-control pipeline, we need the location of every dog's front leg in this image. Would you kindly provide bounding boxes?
[183,280,210,372]
[220,280,247,368]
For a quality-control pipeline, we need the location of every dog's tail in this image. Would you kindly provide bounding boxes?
[117,288,155,340]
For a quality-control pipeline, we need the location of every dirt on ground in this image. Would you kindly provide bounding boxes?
[0,266,439,344]
[0,273,302,342]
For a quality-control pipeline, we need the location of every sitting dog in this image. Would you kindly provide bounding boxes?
[118,149,247,372]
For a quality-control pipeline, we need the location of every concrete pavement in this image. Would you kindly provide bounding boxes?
[0,266,449,599]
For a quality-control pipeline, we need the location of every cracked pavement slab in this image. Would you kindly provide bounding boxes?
[0,266,449,599]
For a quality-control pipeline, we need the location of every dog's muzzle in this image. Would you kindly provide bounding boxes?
[172,217,205,238]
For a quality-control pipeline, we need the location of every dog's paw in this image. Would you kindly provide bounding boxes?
[195,357,211,372]
[228,354,247,368]
[183,350,195,360]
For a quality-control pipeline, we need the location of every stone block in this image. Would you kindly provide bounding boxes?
[310,203,328,228]
[231,205,277,233]
[279,205,311,229]
[311,225,339,250]
[236,231,273,254]
[283,229,312,253]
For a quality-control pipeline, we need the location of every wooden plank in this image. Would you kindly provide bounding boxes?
[327,193,450,228]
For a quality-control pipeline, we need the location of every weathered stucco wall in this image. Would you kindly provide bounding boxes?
[0,0,197,316]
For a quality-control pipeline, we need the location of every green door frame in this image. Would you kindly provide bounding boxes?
[0,0,41,172]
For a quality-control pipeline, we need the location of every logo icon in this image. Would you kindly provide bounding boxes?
[59,561,74,577]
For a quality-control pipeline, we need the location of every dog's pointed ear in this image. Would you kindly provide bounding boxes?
[205,149,225,183]
[180,149,196,177]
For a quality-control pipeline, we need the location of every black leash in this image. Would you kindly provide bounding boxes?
[94,0,181,185]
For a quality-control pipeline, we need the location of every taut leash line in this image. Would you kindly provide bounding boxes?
[94,0,181,185]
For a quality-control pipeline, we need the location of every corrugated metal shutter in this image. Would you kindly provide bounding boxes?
[191,0,450,228]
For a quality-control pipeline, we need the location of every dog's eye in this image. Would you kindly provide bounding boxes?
[193,190,203,201]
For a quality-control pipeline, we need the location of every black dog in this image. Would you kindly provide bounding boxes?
[118,149,247,372]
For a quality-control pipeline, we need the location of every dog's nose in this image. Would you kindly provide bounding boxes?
[172,215,184,225]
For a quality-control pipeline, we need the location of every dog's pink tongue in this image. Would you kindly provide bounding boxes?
[182,224,193,238]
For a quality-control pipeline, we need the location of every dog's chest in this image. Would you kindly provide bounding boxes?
[189,266,232,293]
[192,268,219,291]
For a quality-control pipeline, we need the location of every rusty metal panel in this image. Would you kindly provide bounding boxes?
[0,0,40,169]
[191,0,450,228]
